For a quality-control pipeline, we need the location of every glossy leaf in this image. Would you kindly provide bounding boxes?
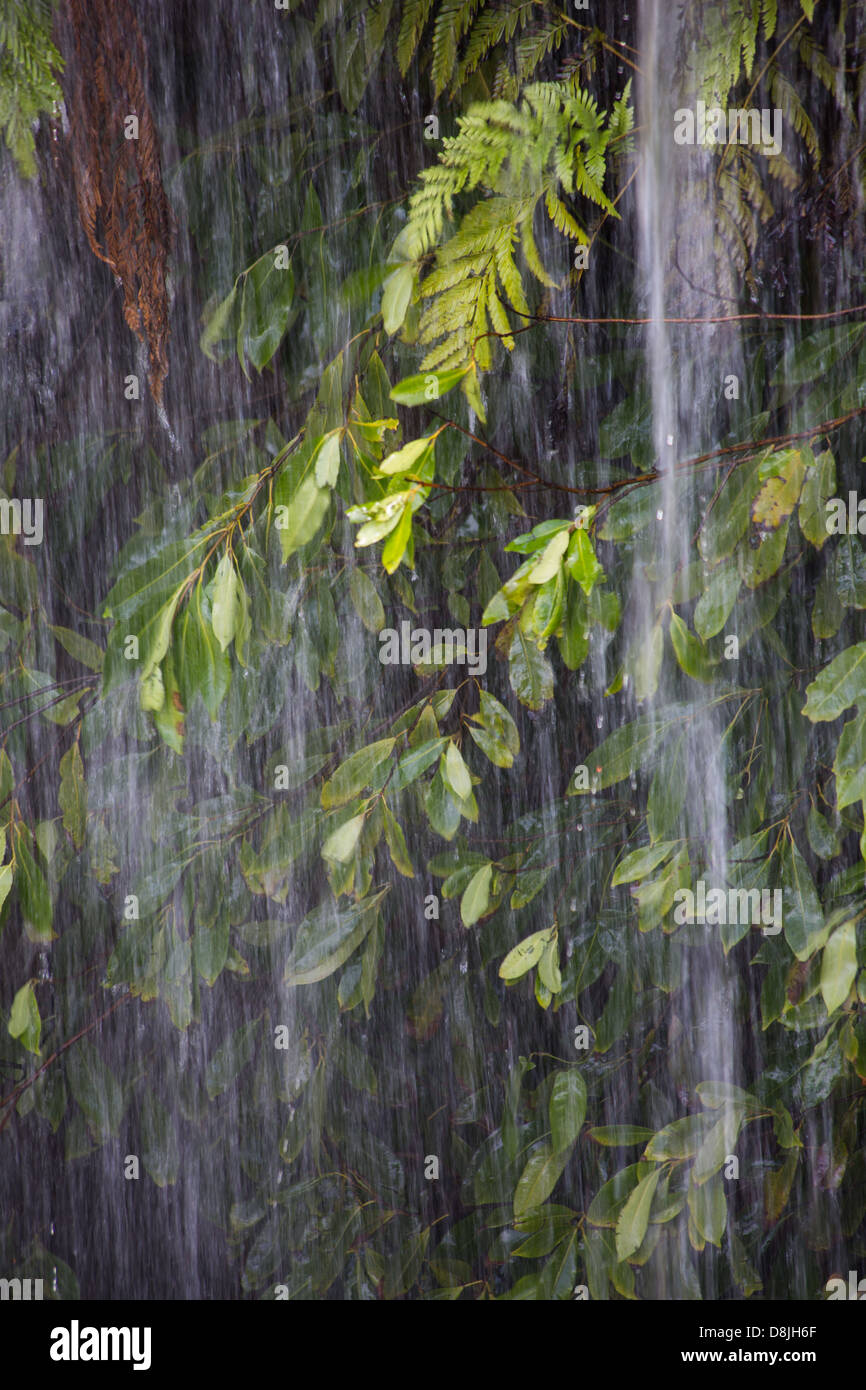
[460,863,492,927]
[513,1143,570,1218]
[8,979,40,1054]
[820,919,857,1014]
[549,1070,587,1153]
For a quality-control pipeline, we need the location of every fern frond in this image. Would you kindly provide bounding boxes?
[544,189,586,242]
[693,2,760,105]
[607,82,636,144]
[798,35,853,120]
[770,66,819,165]
[740,1,760,81]
[402,80,632,371]
[432,0,482,96]
[397,0,436,74]
[512,18,568,88]
[760,0,778,41]
[734,152,775,223]
[764,150,801,191]
[0,0,63,177]
[455,1,532,87]
[519,214,557,289]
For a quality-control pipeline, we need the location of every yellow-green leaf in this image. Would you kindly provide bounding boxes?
[443,741,472,801]
[499,928,552,981]
[49,625,104,672]
[820,919,857,1015]
[322,814,366,864]
[8,979,41,1055]
[379,436,434,477]
[313,433,342,489]
[549,1070,586,1153]
[321,738,395,808]
[460,862,492,927]
[615,1167,662,1261]
[513,1142,570,1218]
[58,744,87,849]
[211,553,240,653]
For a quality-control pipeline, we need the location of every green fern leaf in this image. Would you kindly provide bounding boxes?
[397,0,436,73]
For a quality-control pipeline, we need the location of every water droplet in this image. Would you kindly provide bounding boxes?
[569,900,577,912]
[666,434,674,446]
[656,509,664,521]
[596,714,603,728]
[576,823,583,832]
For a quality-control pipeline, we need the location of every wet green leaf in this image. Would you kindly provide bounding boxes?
[833,710,866,810]
[58,744,87,849]
[205,1018,260,1099]
[644,1115,706,1160]
[176,585,231,719]
[565,528,605,595]
[321,738,395,808]
[782,836,829,961]
[802,643,866,722]
[442,741,472,801]
[588,1127,656,1147]
[687,1172,726,1248]
[616,1167,662,1261]
[322,812,366,864]
[141,1089,180,1187]
[612,841,677,886]
[549,1070,586,1153]
[390,367,468,405]
[12,825,53,943]
[381,263,414,335]
[49,625,105,672]
[513,1142,570,1218]
[313,433,342,488]
[8,978,40,1054]
[509,629,553,709]
[66,1039,123,1141]
[348,569,385,633]
[499,927,551,980]
[460,863,492,927]
[693,566,740,640]
[669,612,715,682]
[283,894,384,986]
[820,918,857,1014]
[211,553,240,652]
[276,475,330,562]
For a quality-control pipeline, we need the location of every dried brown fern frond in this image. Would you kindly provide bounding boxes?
[63,0,173,403]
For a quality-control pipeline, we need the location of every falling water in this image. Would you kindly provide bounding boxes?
[636,0,742,1298]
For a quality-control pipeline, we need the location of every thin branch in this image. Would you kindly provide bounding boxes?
[0,991,132,1135]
